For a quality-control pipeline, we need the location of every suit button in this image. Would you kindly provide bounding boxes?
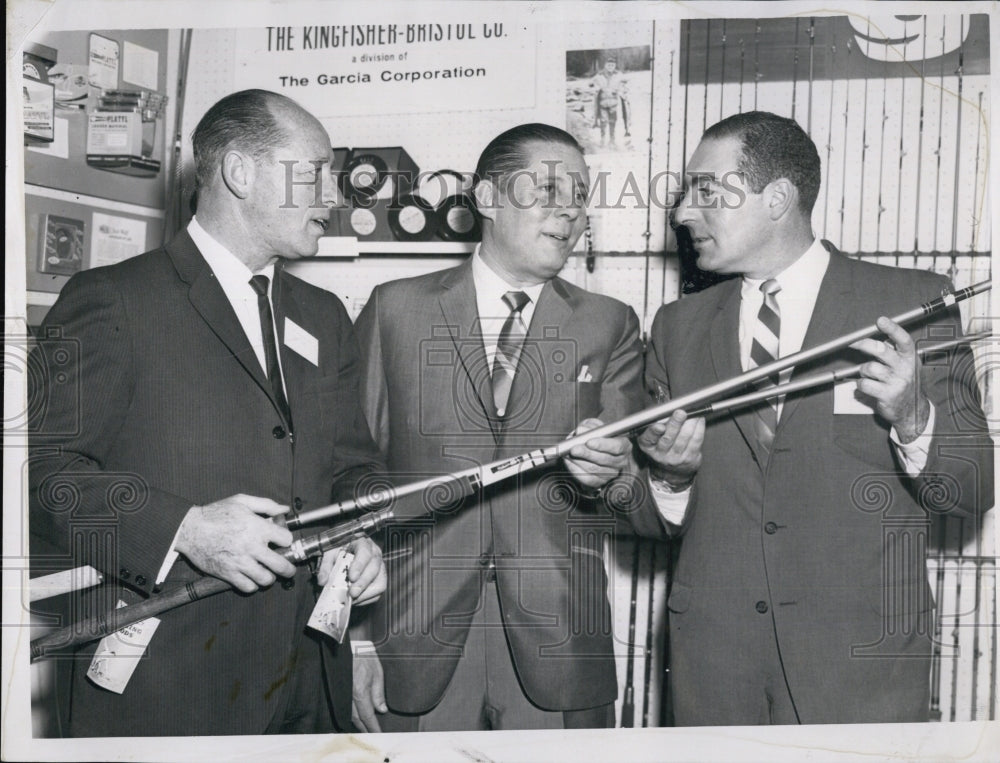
[478,553,490,566]
[764,522,778,535]
[293,497,303,511]
[119,568,130,580]
[135,575,147,586]
[272,425,286,439]
[282,579,295,590]
[756,600,769,614]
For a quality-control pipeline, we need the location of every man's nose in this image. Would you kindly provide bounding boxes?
[554,189,583,219]
[672,189,695,226]
[320,173,340,207]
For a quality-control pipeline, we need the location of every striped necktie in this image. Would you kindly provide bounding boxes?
[492,290,531,417]
[748,278,782,455]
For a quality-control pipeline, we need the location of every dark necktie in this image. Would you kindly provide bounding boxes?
[748,278,782,455]
[249,275,292,430]
[491,290,531,417]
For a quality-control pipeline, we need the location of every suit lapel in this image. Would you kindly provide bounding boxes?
[438,262,501,441]
[499,278,574,438]
[166,231,282,421]
[708,279,765,463]
[777,249,854,431]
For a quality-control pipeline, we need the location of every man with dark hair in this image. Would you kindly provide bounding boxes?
[29,89,387,736]
[349,123,662,731]
[637,110,993,724]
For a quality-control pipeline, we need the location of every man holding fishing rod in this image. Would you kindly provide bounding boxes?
[29,90,387,736]
[349,123,663,732]
[636,111,994,725]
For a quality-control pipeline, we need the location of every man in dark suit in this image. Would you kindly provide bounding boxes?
[349,124,661,731]
[637,111,994,725]
[29,89,387,736]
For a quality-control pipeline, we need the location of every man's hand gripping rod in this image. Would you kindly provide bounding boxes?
[289,280,991,529]
[30,509,393,662]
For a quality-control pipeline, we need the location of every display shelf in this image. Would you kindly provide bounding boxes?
[316,237,477,258]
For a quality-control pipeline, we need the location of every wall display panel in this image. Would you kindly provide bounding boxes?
[22,29,170,209]
[24,188,164,301]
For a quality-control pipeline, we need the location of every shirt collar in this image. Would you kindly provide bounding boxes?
[741,238,829,300]
[471,244,546,309]
[188,217,275,290]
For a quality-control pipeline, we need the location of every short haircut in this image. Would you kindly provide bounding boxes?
[474,123,583,187]
[703,111,821,215]
[191,89,295,193]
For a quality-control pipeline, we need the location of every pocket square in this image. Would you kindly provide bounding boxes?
[577,364,594,382]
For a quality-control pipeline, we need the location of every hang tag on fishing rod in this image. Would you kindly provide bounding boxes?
[308,548,354,643]
[87,600,161,694]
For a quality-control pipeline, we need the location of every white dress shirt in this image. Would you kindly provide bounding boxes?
[471,245,546,367]
[650,238,935,526]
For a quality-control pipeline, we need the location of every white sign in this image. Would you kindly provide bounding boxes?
[122,40,159,90]
[90,213,147,267]
[233,23,535,116]
[88,33,120,90]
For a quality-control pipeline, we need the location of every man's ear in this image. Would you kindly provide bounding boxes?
[221,150,255,199]
[764,177,797,222]
[474,179,498,223]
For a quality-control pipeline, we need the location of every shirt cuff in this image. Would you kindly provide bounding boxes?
[154,519,187,586]
[890,402,936,477]
[351,639,377,655]
[648,475,692,526]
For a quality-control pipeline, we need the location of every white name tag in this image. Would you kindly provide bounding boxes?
[86,601,161,694]
[833,379,877,415]
[308,549,354,643]
[284,317,319,366]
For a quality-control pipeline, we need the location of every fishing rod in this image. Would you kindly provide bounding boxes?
[287,280,991,530]
[684,331,991,419]
[30,508,393,663]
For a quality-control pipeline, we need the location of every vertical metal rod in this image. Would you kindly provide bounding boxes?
[737,30,745,114]
[806,18,815,135]
[164,28,193,243]
[969,91,984,252]
[856,18,871,253]
[701,19,711,133]
[949,16,966,261]
[894,17,910,253]
[874,22,890,251]
[822,30,836,239]
[718,20,727,122]
[838,37,852,248]
[662,49,675,308]
[641,22,657,338]
[790,18,800,121]
[620,538,641,727]
[753,20,760,110]
[641,539,658,727]
[929,523,946,720]
[932,17,947,253]
[913,17,929,253]
[948,517,965,721]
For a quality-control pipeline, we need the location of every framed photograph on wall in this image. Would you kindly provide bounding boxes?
[38,213,85,275]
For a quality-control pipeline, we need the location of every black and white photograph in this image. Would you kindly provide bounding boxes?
[4,1,997,761]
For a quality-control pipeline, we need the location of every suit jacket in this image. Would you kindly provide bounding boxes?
[354,259,662,713]
[645,249,994,724]
[29,230,383,736]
